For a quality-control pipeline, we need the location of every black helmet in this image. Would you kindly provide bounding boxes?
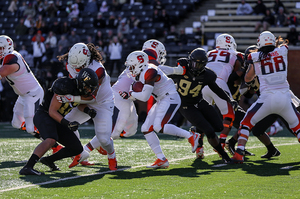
[77,68,98,95]
[244,45,258,68]
[51,77,76,95]
[188,48,208,76]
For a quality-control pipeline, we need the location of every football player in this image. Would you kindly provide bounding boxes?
[171,48,237,163]
[0,35,43,137]
[19,68,98,175]
[120,50,200,169]
[57,43,117,170]
[231,31,300,163]
[202,33,241,152]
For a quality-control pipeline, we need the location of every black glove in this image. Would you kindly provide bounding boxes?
[177,58,189,68]
[84,107,97,118]
[230,99,239,111]
[61,118,80,131]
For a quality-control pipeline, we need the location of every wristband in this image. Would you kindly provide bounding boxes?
[61,118,69,127]
[73,96,81,103]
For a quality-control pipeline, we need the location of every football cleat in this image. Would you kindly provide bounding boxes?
[120,130,126,137]
[69,150,90,168]
[261,148,281,158]
[146,158,169,169]
[108,157,118,171]
[19,167,45,175]
[231,149,244,163]
[188,132,200,153]
[96,146,107,155]
[52,144,63,154]
[196,146,204,159]
[20,121,26,131]
[40,157,60,171]
[244,149,255,156]
[267,125,283,136]
[225,140,235,156]
[80,160,95,166]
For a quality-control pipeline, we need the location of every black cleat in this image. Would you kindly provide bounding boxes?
[19,167,45,175]
[225,140,235,156]
[261,148,281,158]
[40,157,60,171]
[244,149,255,156]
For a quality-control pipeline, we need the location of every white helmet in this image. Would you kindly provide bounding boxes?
[142,39,167,65]
[215,33,237,50]
[68,43,91,72]
[257,31,275,49]
[0,35,13,59]
[125,51,149,77]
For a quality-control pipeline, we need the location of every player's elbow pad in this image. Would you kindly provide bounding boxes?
[131,84,153,102]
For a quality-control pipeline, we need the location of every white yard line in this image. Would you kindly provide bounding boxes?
[0,142,298,193]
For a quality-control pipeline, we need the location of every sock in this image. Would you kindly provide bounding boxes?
[266,143,276,151]
[214,143,230,161]
[163,124,191,139]
[108,150,116,159]
[25,154,40,168]
[144,132,165,160]
[84,142,93,152]
[229,137,237,146]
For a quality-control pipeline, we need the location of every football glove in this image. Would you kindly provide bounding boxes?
[230,99,239,112]
[83,107,97,118]
[61,118,80,131]
[119,91,135,100]
[56,95,81,103]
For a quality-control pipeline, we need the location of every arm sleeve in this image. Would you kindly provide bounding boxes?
[130,84,154,102]
[158,65,184,76]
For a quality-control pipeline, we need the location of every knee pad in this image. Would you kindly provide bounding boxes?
[96,135,112,147]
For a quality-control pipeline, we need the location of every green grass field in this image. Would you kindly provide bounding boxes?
[0,122,300,198]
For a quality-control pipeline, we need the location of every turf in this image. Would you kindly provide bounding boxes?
[0,123,300,198]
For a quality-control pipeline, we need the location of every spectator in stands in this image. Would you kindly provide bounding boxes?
[95,39,107,61]
[41,42,54,69]
[111,0,122,11]
[254,9,275,32]
[60,21,71,35]
[50,20,61,35]
[39,20,49,35]
[68,3,80,19]
[28,21,37,36]
[104,29,114,47]
[45,31,57,49]
[57,35,70,50]
[236,0,253,15]
[128,15,140,30]
[70,16,81,29]
[36,4,46,17]
[75,0,85,12]
[252,0,267,16]
[19,45,29,58]
[15,18,28,36]
[165,25,179,44]
[94,30,104,43]
[85,35,94,44]
[94,12,106,29]
[178,28,188,46]
[42,0,50,11]
[275,6,287,27]
[152,9,162,23]
[19,1,27,17]
[32,30,45,42]
[46,1,58,17]
[24,15,34,28]
[35,14,44,30]
[65,1,73,16]
[50,43,68,78]
[153,0,164,11]
[84,0,98,16]
[287,11,298,27]
[194,26,205,45]
[273,0,286,15]
[287,25,300,45]
[68,28,81,46]
[117,18,130,36]
[107,13,118,29]
[120,37,131,63]
[8,0,18,15]
[32,35,46,69]
[99,1,109,13]
[108,36,122,77]
[23,2,36,18]
[55,0,64,13]
[161,9,171,31]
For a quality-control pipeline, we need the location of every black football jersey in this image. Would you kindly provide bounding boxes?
[39,78,80,116]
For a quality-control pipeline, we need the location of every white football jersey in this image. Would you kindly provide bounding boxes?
[206,49,239,82]
[138,63,177,101]
[112,68,134,93]
[67,60,113,104]
[249,45,290,93]
[3,51,42,95]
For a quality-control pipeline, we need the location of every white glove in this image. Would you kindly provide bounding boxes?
[56,95,80,103]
